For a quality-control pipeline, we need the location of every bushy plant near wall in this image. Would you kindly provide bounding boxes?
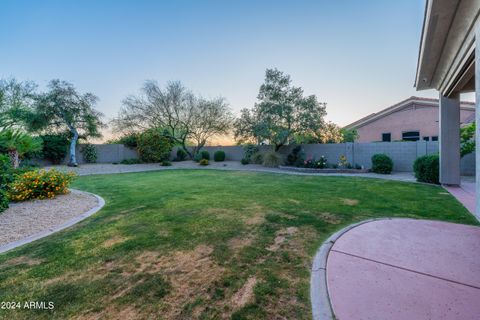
[200,150,210,161]
[242,144,259,164]
[262,151,282,167]
[371,153,393,174]
[214,150,226,162]
[413,154,439,184]
[0,154,12,212]
[175,148,188,161]
[286,146,305,166]
[40,134,69,164]
[137,129,173,163]
[8,169,76,201]
[81,143,98,163]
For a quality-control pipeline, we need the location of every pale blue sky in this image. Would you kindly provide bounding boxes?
[1,0,456,132]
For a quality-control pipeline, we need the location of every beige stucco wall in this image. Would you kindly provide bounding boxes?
[355,104,474,142]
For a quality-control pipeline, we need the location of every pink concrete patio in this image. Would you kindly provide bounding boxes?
[444,181,477,219]
[326,219,480,320]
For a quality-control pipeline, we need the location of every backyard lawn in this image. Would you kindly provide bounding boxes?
[0,170,477,320]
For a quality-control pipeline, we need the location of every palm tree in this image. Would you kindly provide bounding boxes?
[0,129,42,168]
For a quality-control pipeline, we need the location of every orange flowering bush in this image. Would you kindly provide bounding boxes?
[8,169,76,202]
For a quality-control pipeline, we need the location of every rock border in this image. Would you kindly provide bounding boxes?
[0,189,105,254]
[279,165,369,174]
[310,218,393,320]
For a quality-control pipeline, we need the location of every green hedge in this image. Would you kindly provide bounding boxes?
[371,153,393,174]
[413,154,439,184]
[214,150,226,162]
[137,129,173,163]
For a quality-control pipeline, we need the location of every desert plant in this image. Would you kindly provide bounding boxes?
[175,148,188,161]
[161,160,172,166]
[371,153,393,174]
[200,150,210,160]
[40,134,69,164]
[0,129,42,168]
[413,154,439,184]
[242,144,259,163]
[262,151,282,167]
[251,152,263,165]
[137,129,173,163]
[81,143,97,163]
[214,150,226,162]
[199,159,209,166]
[286,146,305,166]
[120,158,142,165]
[241,158,249,165]
[8,169,76,201]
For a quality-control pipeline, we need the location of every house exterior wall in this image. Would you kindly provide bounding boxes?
[354,104,474,142]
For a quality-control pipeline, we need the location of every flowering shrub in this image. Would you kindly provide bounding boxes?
[8,169,76,202]
[303,156,327,169]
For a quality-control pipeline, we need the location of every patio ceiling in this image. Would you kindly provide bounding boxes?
[415,0,479,96]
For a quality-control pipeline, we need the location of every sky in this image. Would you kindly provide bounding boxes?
[1,0,467,140]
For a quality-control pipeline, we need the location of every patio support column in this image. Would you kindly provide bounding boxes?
[476,26,480,217]
[439,93,461,186]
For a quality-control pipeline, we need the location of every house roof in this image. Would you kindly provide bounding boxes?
[343,96,475,130]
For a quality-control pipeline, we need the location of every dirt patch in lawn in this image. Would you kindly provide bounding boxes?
[342,198,359,206]
[318,212,342,224]
[243,204,266,226]
[102,235,129,248]
[228,236,253,251]
[267,227,298,252]
[2,256,43,267]
[231,276,258,311]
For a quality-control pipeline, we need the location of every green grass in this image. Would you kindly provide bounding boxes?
[0,170,476,319]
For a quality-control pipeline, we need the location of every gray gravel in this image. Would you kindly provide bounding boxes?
[0,190,99,246]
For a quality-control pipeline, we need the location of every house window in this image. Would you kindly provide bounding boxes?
[402,131,420,141]
[423,136,429,141]
[431,136,438,141]
[382,133,391,142]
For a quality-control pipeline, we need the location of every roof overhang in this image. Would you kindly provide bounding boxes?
[415,0,480,96]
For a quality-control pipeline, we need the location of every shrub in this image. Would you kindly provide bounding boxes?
[8,169,76,202]
[194,153,202,162]
[262,151,282,167]
[371,153,393,174]
[200,150,210,161]
[0,154,12,213]
[243,144,259,163]
[286,146,305,166]
[81,143,97,163]
[175,148,188,161]
[413,154,439,184]
[40,134,69,164]
[120,158,142,165]
[161,160,172,166]
[241,158,249,165]
[199,159,209,166]
[0,189,8,212]
[214,150,226,162]
[137,129,173,163]
[251,152,263,165]
[304,156,327,169]
[111,133,138,149]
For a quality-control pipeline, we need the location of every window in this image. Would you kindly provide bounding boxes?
[402,131,420,141]
[382,133,391,142]
[423,136,429,141]
[431,136,438,141]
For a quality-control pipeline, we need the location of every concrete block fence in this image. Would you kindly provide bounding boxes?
[42,142,474,175]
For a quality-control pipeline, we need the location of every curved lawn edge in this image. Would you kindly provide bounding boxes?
[0,189,105,255]
[310,218,396,320]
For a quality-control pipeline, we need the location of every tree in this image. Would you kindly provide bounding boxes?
[0,78,37,129]
[31,80,104,166]
[460,122,475,157]
[340,128,358,142]
[0,129,42,168]
[234,68,327,151]
[113,81,233,159]
[316,122,343,143]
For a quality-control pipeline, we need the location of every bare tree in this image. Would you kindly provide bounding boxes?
[113,81,233,158]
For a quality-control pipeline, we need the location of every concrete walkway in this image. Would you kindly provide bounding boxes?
[444,181,477,219]
[324,219,480,320]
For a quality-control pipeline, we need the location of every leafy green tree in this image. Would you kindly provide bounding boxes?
[0,129,42,168]
[0,78,37,129]
[234,69,327,151]
[340,128,358,142]
[460,122,475,157]
[31,80,104,166]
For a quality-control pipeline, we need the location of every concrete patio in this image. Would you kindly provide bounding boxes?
[322,219,480,320]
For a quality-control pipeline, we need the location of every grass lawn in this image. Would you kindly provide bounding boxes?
[0,170,477,319]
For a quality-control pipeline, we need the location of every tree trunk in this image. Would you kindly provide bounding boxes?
[68,129,79,167]
[8,150,19,169]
